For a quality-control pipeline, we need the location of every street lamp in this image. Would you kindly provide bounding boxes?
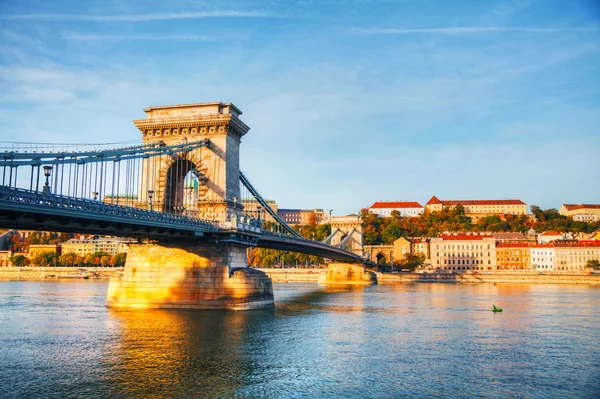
[147,190,154,211]
[42,165,53,193]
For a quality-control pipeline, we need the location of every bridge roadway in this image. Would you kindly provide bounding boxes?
[0,186,365,263]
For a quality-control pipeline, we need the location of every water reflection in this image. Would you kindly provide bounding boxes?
[105,307,275,398]
[1,281,599,399]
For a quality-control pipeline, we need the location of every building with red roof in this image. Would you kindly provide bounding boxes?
[368,201,424,218]
[430,232,496,272]
[425,196,528,222]
[553,240,600,271]
[496,243,532,270]
[559,204,600,222]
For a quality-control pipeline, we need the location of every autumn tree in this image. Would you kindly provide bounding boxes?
[9,254,30,266]
[393,253,425,271]
[31,251,59,266]
[586,259,600,270]
[59,252,81,267]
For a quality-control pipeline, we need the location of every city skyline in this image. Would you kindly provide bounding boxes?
[1,0,599,214]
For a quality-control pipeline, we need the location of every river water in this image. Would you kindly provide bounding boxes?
[0,281,598,398]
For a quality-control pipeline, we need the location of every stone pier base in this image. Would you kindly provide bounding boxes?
[318,263,378,285]
[106,244,274,310]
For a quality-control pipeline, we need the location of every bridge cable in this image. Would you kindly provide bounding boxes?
[238,171,301,238]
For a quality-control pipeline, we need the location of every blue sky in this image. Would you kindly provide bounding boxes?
[1,0,599,215]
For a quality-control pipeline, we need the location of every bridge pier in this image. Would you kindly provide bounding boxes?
[318,263,378,285]
[106,243,274,310]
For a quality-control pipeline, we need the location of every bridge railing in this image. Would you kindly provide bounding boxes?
[0,186,217,230]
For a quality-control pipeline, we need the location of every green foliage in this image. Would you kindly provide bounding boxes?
[58,252,82,266]
[31,251,59,266]
[361,206,474,245]
[248,246,325,268]
[9,254,29,266]
[585,259,600,270]
[112,252,127,267]
[393,253,425,271]
[361,205,600,243]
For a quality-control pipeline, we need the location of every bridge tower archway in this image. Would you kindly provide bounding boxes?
[330,215,364,256]
[161,158,198,214]
[133,102,250,222]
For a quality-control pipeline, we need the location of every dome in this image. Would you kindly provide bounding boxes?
[184,177,199,190]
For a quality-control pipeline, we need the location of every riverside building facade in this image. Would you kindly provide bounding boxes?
[496,243,531,270]
[430,233,497,271]
[61,237,133,256]
[425,196,527,222]
[530,244,555,271]
[553,241,600,272]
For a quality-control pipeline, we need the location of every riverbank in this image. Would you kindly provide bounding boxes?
[258,268,323,282]
[0,267,123,280]
[256,268,600,285]
[2,267,599,284]
[377,271,600,284]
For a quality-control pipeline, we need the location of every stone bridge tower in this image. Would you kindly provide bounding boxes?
[133,102,249,223]
[330,215,364,256]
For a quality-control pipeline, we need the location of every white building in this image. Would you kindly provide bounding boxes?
[368,201,424,218]
[554,241,600,272]
[559,204,600,222]
[538,230,564,244]
[430,233,497,271]
[62,237,135,256]
[530,244,555,271]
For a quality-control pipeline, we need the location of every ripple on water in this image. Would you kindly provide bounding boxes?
[0,281,599,399]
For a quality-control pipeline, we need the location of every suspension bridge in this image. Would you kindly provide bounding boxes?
[0,102,375,310]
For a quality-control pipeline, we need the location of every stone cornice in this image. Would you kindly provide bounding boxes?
[133,114,250,136]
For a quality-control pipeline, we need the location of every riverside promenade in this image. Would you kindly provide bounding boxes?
[0,267,123,280]
[257,268,600,285]
[1,267,599,284]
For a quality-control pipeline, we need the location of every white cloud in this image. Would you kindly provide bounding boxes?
[62,34,239,41]
[2,10,281,22]
[353,26,600,35]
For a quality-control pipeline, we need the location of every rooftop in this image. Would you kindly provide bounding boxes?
[541,230,562,236]
[369,201,423,209]
[437,233,494,240]
[563,204,600,210]
[427,196,525,206]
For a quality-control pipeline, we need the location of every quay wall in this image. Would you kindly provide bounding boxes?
[0,267,123,281]
[256,269,600,285]
[377,271,600,285]
[3,267,599,285]
[256,268,324,282]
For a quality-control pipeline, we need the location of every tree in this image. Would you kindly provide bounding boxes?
[59,252,80,267]
[307,211,317,227]
[382,223,405,244]
[393,253,425,271]
[31,251,59,266]
[585,259,600,270]
[9,234,24,252]
[9,254,30,266]
[109,253,127,267]
[390,210,401,219]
